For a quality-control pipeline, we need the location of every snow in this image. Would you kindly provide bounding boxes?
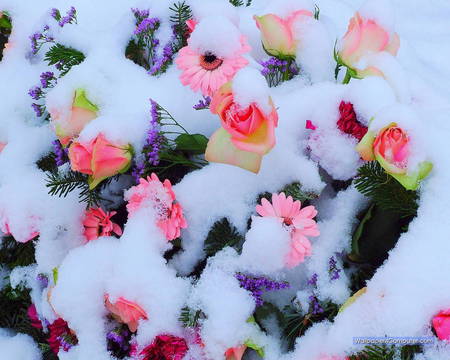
[0,0,450,359]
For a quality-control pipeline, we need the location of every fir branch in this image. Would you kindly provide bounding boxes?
[36,152,58,174]
[281,182,318,202]
[349,345,395,360]
[229,0,244,6]
[169,1,192,50]
[44,43,85,76]
[45,170,101,207]
[354,162,418,217]
[204,218,244,257]
[179,306,204,328]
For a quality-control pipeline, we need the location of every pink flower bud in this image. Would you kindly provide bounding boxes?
[254,10,313,58]
[338,12,400,73]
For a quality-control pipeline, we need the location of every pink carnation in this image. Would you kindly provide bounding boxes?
[139,334,188,360]
[256,192,319,268]
[82,207,122,242]
[125,173,187,241]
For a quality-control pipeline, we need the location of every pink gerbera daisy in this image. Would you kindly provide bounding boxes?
[125,173,187,241]
[256,192,319,268]
[175,34,250,97]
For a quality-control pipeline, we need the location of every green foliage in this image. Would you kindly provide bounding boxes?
[229,0,252,6]
[349,344,422,360]
[282,301,339,350]
[179,306,204,328]
[282,182,318,202]
[0,236,36,269]
[314,5,320,20]
[354,162,418,218]
[44,43,86,76]
[0,13,12,30]
[45,170,101,207]
[169,1,192,51]
[204,218,244,257]
[36,152,58,174]
[174,133,208,155]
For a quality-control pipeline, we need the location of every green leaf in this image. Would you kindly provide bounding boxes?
[44,44,85,76]
[175,133,208,155]
[0,16,12,30]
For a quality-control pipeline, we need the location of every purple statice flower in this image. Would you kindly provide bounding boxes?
[107,327,130,352]
[28,86,43,101]
[193,96,211,110]
[55,60,64,71]
[31,103,44,117]
[37,273,49,288]
[308,295,324,315]
[134,17,160,35]
[29,32,43,54]
[148,40,174,76]
[52,140,69,166]
[131,8,150,20]
[145,99,163,166]
[328,256,341,281]
[259,57,300,86]
[40,71,55,88]
[57,334,76,352]
[50,8,61,20]
[58,6,77,27]
[307,273,318,287]
[235,273,290,307]
[131,161,145,184]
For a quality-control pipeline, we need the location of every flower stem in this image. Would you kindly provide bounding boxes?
[342,68,352,84]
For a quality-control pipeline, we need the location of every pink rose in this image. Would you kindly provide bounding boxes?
[50,89,98,147]
[68,133,132,189]
[205,82,278,173]
[356,123,432,190]
[82,207,122,242]
[432,309,450,341]
[104,295,148,332]
[68,140,94,175]
[338,12,400,75]
[254,10,313,59]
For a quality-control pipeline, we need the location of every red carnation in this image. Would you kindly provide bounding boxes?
[337,101,367,141]
[47,318,78,354]
[140,334,188,360]
[27,304,43,329]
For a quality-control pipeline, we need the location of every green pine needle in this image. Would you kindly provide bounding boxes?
[169,1,192,51]
[354,162,418,217]
[204,218,244,257]
[44,44,85,76]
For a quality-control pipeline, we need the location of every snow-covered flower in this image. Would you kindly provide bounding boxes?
[337,101,367,141]
[337,11,400,76]
[105,295,148,333]
[254,10,312,59]
[256,192,319,268]
[356,123,433,190]
[175,26,250,97]
[50,89,98,147]
[82,207,122,242]
[125,173,187,241]
[205,81,278,173]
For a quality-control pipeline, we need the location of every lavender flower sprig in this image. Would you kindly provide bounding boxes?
[308,295,324,315]
[52,6,77,27]
[328,256,341,281]
[260,57,299,87]
[52,140,69,166]
[193,96,211,110]
[29,25,54,55]
[235,273,290,307]
[106,327,130,352]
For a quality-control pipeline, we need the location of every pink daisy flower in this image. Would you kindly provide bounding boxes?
[256,192,319,268]
[125,173,187,241]
[175,35,250,97]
